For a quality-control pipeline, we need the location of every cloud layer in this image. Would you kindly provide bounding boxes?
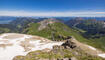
[0,10,105,17]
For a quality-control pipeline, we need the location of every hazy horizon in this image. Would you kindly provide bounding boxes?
[0,0,105,17]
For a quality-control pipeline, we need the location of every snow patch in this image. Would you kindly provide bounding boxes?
[0,33,63,60]
[98,54,105,58]
[29,40,63,51]
[88,46,96,50]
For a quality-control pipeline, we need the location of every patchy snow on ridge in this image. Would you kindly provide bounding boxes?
[0,33,63,60]
[88,46,96,50]
[98,54,105,58]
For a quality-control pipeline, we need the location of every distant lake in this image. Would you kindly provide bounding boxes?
[0,20,12,24]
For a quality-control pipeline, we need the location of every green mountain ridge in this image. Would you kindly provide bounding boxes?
[23,19,100,51]
[24,19,86,41]
[0,18,105,51]
[21,18,105,52]
[3,18,104,51]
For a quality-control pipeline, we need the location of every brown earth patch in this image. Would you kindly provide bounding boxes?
[0,43,13,48]
[20,40,35,52]
[3,34,24,39]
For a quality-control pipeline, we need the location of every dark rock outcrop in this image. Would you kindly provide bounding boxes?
[62,39,77,49]
[57,57,77,60]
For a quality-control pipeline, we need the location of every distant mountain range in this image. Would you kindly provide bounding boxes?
[0,16,105,24]
[0,16,17,24]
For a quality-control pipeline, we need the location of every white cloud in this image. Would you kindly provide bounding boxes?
[0,10,105,17]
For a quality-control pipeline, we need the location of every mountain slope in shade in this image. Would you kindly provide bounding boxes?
[0,33,63,60]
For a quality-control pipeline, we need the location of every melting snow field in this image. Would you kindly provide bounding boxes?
[0,33,63,60]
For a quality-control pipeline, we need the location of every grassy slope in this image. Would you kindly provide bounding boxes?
[26,22,87,41]
[14,49,104,60]
[25,22,105,51]
[25,23,94,47]
[0,27,10,34]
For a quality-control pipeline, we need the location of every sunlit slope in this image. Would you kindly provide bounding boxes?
[0,33,63,60]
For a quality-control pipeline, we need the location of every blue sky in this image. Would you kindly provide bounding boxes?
[0,0,105,17]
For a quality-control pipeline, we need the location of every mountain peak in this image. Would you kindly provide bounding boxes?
[39,18,60,24]
[38,18,60,30]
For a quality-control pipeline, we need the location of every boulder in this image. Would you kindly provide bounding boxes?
[62,39,76,49]
[70,57,77,60]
